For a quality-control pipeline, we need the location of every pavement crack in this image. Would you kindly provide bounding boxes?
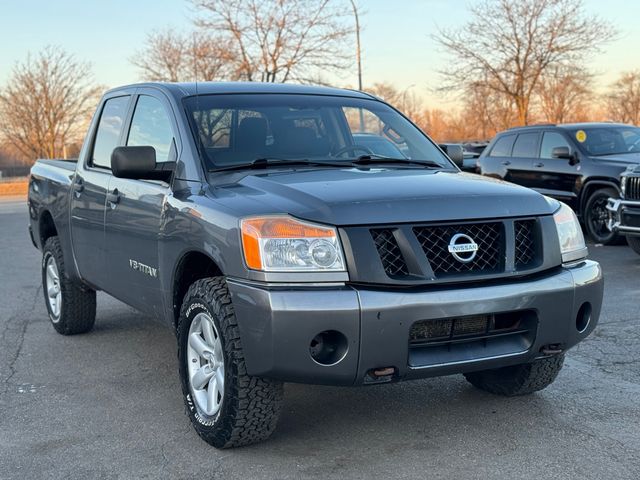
[1,285,41,396]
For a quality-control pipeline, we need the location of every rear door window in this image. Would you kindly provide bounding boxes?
[489,135,516,157]
[91,96,130,169]
[512,132,540,158]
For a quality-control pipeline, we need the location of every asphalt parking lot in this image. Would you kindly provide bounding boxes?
[1,196,639,480]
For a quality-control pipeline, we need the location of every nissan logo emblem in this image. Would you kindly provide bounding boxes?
[447,233,479,263]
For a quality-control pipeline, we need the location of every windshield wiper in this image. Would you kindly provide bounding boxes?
[350,155,444,169]
[209,157,345,172]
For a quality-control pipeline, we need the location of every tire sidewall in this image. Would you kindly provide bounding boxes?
[178,295,231,441]
[42,246,63,324]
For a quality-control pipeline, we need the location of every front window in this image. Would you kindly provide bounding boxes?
[570,126,640,156]
[183,94,452,170]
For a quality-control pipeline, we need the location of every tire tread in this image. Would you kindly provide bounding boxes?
[178,277,283,448]
[43,237,96,335]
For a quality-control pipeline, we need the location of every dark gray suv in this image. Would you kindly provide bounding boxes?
[479,123,640,244]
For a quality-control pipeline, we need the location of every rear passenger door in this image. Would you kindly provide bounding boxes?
[480,132,538,188]
[70,94,131,289]
[528,130,580,210]
[505,132,539,188]
[103,92,177,316]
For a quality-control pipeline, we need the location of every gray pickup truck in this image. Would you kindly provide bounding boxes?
[28,82,603,448]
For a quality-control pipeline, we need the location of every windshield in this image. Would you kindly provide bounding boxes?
[570,126,640,156]
[182,94,452,170]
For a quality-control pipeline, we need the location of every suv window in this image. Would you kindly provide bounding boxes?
[489,134,516,157]
[127,96,174,163]
[512,132,539,158]
[91,96,130,169]
[540,131,571,159]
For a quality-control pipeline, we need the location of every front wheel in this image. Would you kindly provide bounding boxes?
[463,354,565,396]
[627,236,640,256]
[177,277,284,448]
[584,188,622,245]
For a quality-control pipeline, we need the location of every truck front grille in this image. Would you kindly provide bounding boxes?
[413,222,502,275]
[626,177,640,200]
[368,218,540,282]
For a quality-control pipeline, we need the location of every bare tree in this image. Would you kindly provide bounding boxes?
[192,0,353,83]
[536,66,593,123]
[132,28,240,82]
[606,71,640,125]
[0,46,101,160]
[434,0,615,126]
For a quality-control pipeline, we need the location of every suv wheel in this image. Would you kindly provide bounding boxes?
[463,354,564,396]
[42,236,96,335]
[177,277,284,448]
[627,236,640,256]
[584,188,621,245]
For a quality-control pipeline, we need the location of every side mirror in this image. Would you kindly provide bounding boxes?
[551,146,579,166]
[551,146,571,159]
[111,146,173,182]
[439,143,464,168]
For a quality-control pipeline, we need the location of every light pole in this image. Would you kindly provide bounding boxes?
[349,0,363,91]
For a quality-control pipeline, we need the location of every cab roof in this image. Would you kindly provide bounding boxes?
[105,81,376,101]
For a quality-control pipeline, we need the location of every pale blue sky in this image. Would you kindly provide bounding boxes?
[1,0,638,108]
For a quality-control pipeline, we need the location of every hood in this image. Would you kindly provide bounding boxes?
[208,167,555,226]
[591,152,640,165]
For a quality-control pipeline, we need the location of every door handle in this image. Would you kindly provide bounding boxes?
[501,160,511,166]
[107,189,120,205]
[73,179,84,194]
[534,162,544,168]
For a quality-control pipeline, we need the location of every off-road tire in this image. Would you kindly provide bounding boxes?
[584,188,622,245]
[627,236,640,256]
[42,236,96,335]
[177,277,284,448]
[463,354,565,396]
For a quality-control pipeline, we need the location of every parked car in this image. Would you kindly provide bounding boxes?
[478,123,640,244]
[607,164,640,255]
[28,82,603,448]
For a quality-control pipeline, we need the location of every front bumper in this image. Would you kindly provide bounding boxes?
[607,198,640,236]
[227,260,603,386]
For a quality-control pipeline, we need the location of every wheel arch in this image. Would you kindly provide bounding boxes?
[579,179,620,215]
[171,250,223,329]
[39,209,58,247]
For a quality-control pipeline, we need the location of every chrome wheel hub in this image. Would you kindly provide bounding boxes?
[45,256,61,321]
[186,312,225,417]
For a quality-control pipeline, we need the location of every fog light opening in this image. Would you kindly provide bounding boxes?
[309,330,348,366]
[576,302,592,333]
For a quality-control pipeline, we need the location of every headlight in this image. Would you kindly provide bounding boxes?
[553,202,588,263]
[621,176,627,197]
[241,215,346,272]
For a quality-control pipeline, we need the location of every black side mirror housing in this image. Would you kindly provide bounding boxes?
[551,146,571,159]
[551,146,579,165]
[111,146,174,182]
[439,143,464,168]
